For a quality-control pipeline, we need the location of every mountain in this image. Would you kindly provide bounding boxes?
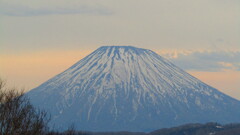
[27,46,240,132]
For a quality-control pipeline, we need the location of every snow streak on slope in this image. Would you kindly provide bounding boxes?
[27,46,240,132]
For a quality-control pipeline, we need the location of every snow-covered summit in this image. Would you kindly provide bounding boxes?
[27,46,240,132]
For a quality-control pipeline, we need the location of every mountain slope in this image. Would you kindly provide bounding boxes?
[27,46,240,132]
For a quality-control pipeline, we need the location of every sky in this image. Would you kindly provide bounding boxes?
[0,0,240,100]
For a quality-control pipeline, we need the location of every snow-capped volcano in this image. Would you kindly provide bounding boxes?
[27,46,240,132]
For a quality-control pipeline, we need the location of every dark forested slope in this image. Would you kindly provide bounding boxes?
[48,123,240,135]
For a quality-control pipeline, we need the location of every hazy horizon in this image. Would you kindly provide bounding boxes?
[1,46,240,100]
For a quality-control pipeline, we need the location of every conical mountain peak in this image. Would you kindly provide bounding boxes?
[98,45,144,50]
[97,45,157,56]
[27,46,240,132]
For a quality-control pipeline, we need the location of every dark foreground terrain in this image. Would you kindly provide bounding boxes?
[48,122,240,135]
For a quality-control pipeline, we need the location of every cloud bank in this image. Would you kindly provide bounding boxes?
[160,50,240,72]
[0,2,113,16]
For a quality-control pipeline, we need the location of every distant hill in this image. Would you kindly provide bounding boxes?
[150,123,240,135]
[48,123,240,135]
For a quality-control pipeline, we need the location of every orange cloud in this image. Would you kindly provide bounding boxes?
[218,62,238,71]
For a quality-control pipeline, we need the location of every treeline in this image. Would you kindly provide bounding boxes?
[0,79,50,135]
[47,123,240,135]
[0,79,240,135]
[150,123,240,135]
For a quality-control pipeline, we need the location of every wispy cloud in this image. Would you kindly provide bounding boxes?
[0,2,113,16]
[159,50,240,72]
